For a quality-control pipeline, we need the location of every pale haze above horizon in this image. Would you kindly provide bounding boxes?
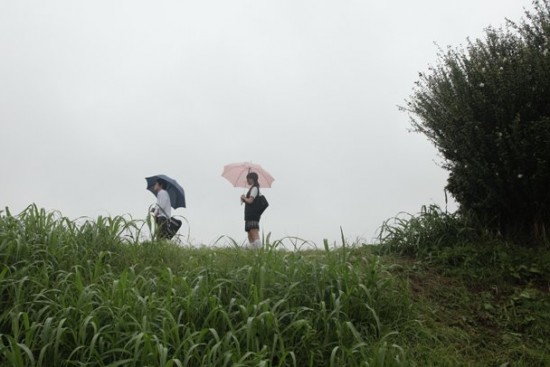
[0,0,529,246]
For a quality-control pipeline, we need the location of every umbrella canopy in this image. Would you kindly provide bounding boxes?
[222,162,275,188]
[145,174,186,209]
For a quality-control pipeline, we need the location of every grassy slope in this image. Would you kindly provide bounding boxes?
[383,253,550,366]
[1,206,549,366]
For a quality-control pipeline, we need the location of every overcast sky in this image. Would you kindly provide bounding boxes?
[0,0,528,246]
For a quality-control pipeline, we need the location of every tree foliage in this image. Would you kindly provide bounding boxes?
[406,0,550,243]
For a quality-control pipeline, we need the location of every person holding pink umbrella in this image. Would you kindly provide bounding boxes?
[240,172,262,248]
[222,162,273,249]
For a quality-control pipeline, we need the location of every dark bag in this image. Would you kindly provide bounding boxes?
[167,217,182,238]
[255,193,269,216]
[245,186,269,219]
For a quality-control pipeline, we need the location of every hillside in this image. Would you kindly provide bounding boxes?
[1,206,549,366]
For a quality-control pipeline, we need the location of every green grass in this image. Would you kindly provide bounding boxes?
[1,205,549,366]
[1,205,411,367]
[377,205,550,366]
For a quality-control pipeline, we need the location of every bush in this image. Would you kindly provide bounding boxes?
[405,0,550,244]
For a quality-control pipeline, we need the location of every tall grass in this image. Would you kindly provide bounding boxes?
[1,205,412,366]
[376,205,481,256]
[376,204,550,282]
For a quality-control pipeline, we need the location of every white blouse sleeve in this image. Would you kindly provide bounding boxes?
[249,187,258,198]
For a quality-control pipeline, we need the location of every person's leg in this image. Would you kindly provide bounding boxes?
[156,216,169,239]
[250,225,261,248]
[162,219,171,239]
[245,221,261,248]
[245,222,253,246]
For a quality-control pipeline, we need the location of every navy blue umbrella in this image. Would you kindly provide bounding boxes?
[146,174,186,209]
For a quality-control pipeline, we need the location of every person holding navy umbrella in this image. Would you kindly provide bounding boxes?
[146,174,185,239]
[151,178,171,238]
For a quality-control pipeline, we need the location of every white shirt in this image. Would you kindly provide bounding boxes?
[156,189,171,218]
[249,186,258,199]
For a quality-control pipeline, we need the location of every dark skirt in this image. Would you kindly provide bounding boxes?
[245,220,260,232]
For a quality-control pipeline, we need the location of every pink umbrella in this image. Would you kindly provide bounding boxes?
[222,162,275,188]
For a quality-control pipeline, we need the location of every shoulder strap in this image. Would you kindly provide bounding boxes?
[247,185,260,198]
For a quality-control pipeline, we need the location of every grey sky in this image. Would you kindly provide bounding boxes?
[0,0,527,245]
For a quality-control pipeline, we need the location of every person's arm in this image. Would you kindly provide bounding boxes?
[241,196,254,204]
[240,187,258,204]
[150,196,160,216]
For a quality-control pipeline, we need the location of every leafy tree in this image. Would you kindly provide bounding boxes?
[405,0,550,244]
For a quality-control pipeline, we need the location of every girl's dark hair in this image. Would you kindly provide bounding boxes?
[246,172,259,187]
[156,179,167,189]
